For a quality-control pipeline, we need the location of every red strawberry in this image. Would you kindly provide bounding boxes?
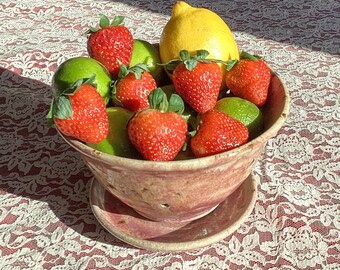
[47,76,108,144]
[128,88,187,161]
[113,64,157,112]
[225,52,271,106]
[171,50,223,113]
[190,109,249,157]
[86,14,133,77]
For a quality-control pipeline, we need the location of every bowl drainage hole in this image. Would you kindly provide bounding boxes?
[160,203,170,208]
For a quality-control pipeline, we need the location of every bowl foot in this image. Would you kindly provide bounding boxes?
[90,173,257,252]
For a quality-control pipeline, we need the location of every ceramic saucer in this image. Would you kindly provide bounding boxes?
[90,174,257,252]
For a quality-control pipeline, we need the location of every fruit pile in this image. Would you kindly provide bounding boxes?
[47,1,272,161]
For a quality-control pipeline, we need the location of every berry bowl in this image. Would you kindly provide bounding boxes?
[57,71,289,223]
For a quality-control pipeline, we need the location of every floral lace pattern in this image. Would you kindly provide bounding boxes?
[0,0,339,269]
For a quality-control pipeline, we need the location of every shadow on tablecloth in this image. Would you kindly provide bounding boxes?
[113,0,339,55]
[0,68,136,250]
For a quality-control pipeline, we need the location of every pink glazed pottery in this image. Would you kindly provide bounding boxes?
[57,70,290,223]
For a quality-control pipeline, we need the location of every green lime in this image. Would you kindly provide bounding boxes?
[130,39,163,82]
[87,107,138,158]
[52,57,112,104]
[215,97,264,139]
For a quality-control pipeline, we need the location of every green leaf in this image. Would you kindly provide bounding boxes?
[84,27,99,35]
[111,16,125,26]
[181,140,188,151]
[54,96,73,119]
[112,94,123,107]
[46,99,55,127]
[168,94,184,114]
[84,74,97,85]
[99,14,110,28]
[162,60,180,73]
[110,81,123,107]
[118,63,128,78]
[196,50,209,59]
[129,64,149,80]
[133,63,149,72]
[47,117,55,128]
[226,59,238,71]
[179,50,191,61]
[240,51,259,61]
[183,59,198,71]
[188,130,197,137]
[46,100,54,119]
[149,88,168,111]
[62,75,96,96]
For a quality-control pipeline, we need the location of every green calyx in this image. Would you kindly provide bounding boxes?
[118,63,149,80]
[162,50,226,73]
[179,49,209,71]
[46,74,97,126]
[85,14,125,34]
[226,51,262,71]
[148,88,184,114]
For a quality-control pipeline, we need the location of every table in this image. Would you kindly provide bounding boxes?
[1,0,339,269]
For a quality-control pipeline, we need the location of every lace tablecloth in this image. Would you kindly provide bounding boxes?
[1,0,339,269]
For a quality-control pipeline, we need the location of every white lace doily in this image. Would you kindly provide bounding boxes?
[0,0,339,269]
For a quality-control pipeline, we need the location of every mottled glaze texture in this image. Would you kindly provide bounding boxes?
[59,71,289,222]
[90,174,257,251]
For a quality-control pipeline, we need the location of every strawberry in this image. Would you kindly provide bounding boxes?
[112,64,157,112]
[170,50,223,113]
[127,88,187,161]
[190,109,249,157]
[86,14,133,77]
[47,75,109,144]
[225,52,271,106]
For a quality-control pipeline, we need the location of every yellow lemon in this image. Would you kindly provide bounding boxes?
[159,1,239,77]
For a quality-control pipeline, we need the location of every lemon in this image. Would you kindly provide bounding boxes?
[52,57,112,104]
[215,97,264,139]
[130,39,164,83]
[87,107,138,158]
[159,1,239,78]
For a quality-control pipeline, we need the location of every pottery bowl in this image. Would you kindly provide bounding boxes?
[58,71,290,223]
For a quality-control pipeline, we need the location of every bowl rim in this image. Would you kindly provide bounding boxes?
[58,70,290,171]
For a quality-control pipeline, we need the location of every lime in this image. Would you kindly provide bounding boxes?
[130,39,163,82]
[214,97,264,139]
[87,107,138,158]
[52,57,112,104]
